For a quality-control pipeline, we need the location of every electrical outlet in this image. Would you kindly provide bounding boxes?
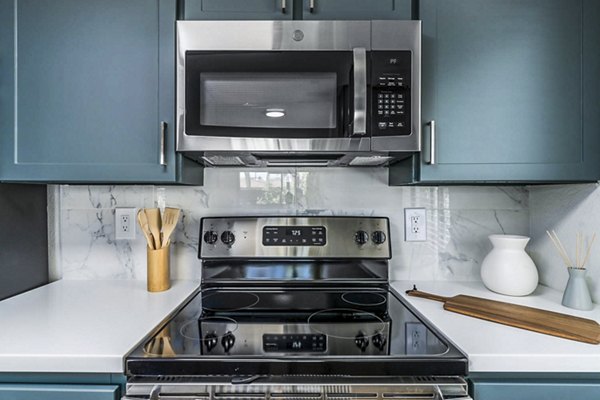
[404,208,427,242]
[405,322,427,355]
[115,208,136,240]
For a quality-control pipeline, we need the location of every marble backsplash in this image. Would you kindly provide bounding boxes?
[48,168,530,282]
[529,183,600,303]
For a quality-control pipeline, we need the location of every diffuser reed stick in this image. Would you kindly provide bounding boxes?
[546,230,596,270]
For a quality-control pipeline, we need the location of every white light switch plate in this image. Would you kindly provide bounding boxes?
[404,208,427,242]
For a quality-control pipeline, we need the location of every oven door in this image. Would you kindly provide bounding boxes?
[176,21,370,153]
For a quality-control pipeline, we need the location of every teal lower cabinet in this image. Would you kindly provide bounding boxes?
[0,373,125,400]
[469,375,600,400]
[0,384,119,400]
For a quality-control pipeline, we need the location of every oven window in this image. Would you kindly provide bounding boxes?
[200,73,337,129]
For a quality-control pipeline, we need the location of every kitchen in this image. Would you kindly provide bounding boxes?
[1,0,600,399]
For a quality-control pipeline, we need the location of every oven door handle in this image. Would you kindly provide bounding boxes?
[352,47,367,136]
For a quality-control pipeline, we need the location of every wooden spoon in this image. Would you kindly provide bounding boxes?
[161,208,181,248]
[136,209,155,250]
[145,208,162,250]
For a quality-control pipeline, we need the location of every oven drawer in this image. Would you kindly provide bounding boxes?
[124,379,472,400]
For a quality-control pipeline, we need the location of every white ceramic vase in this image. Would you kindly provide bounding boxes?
[480,234,539,296]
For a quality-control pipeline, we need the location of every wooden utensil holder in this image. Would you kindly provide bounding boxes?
[147,245,171,292]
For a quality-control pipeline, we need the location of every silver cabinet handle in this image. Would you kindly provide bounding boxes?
[160,121,167,166]
[309,0,315,13]
[281,0,286,13]
[426,120,436,165]
[352,48,367,136]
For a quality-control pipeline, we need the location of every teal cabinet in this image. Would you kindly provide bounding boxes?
[183,0,293,20]
[471,377,600,400]
[302,0,412,20]
[390,0,600,184]
[0,384,118,400]
[0,0,202,184]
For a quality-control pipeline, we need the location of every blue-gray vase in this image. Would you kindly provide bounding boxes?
[561,267,593,311]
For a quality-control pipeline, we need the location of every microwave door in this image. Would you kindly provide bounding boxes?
[178,51,370,153]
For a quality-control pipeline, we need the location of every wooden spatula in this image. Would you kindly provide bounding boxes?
[137,209,155,250]
[161,207,180,248]
[406,286,600,344]
[144,208,162,250]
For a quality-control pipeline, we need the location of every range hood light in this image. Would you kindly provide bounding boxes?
[265,108,285,118]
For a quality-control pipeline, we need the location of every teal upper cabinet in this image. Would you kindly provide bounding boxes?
[391,0,600,184]
[302,0,412,20]
[0,0,202,184]
[183,0,292,20]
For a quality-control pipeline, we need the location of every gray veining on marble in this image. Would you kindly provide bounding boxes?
[49,168,530,283]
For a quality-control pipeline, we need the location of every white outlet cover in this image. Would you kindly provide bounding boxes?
[404,208,427,242]
[115,208,137,240]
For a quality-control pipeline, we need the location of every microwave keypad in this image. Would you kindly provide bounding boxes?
[371,52,412,136]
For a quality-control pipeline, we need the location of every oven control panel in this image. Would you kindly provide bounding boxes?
[370,51,412,136]
[199,216,391,259]
[263,226,326,246]
[263,334,327,353]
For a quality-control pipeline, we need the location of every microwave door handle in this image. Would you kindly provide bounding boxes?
[352,48,367,136]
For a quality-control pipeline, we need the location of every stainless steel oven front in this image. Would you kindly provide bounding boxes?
[176,20,421,167]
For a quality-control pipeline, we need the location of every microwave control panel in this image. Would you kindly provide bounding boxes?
[370,51,412,136]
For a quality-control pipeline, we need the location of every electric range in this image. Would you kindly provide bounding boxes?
[124,216,470,400]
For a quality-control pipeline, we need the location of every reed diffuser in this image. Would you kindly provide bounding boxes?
[546,230,595,310]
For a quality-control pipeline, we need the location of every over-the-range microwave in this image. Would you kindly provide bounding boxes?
[176,20,421,167]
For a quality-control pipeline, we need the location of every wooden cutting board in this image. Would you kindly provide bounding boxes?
[406,287,600,344]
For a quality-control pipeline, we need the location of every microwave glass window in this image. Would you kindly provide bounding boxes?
[199,73,337,129]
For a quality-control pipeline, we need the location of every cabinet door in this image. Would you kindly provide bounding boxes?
[302,0,411,20]
[472,380,600,400]
[0,384,118,400]
[406,0,599,183]
[0,0,191,183]
[183,0,292,20]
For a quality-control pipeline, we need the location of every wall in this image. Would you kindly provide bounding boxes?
[48,168,529,282]
[529,183,600,302]
[0,184,49,300]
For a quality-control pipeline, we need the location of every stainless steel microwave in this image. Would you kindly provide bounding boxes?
[176,20,421,167]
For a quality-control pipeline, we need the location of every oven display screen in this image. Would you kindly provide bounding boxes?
[263,334,326,352]
[262,226,326,246]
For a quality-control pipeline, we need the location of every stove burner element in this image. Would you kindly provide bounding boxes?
[307,308,386,339]
[341,292,387,306]
[202,291,259,311]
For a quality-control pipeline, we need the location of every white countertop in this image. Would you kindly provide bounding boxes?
[391,280,600,373]
[2,278,598,375]
[0,279,199,374]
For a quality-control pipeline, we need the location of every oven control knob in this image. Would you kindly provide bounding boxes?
[354,230,369,245]
[203,231,218,245]
[372,333,387,351]
[204,332,218,352]
[355,332,369,352]
[221,231,236,245]
[221,331,236,353]
[372,231,387,245]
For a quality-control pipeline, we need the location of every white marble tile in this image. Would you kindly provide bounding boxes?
[60,185,155,210]
[529,183,600,302]
[53,168,531,285]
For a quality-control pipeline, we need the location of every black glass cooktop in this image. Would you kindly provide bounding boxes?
[126,286,467,377]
